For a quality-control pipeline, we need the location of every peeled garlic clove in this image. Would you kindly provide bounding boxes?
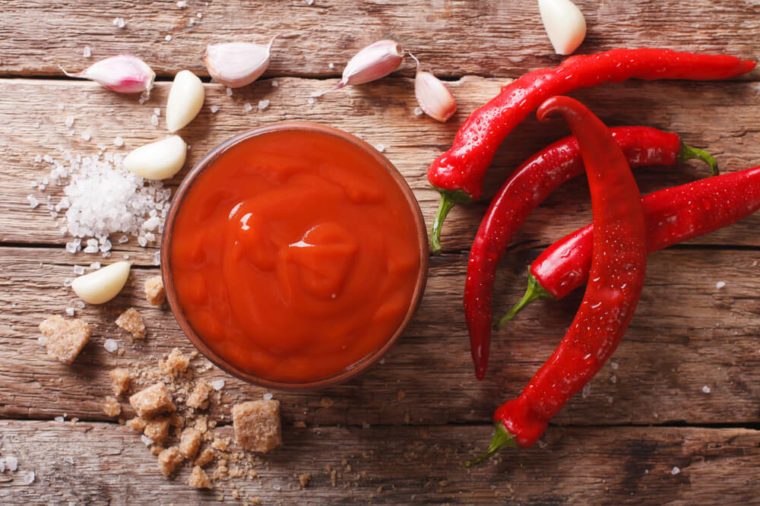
[415,70,457,123]
[538,0,587,55]
[339,40,404,89]
[204,38,275,88]
[61,55,155,94]
[124,135,187,180]
[166,70,205,132]
[71,261,131,305]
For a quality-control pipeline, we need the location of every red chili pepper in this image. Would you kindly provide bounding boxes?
[500,165,760,326]
[469,96,648,462]
[466,127,715,380]
[428,48,755,253]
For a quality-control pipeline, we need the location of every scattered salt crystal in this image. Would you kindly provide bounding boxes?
[243,103,253,113]
[197,12,202,18]
[305,0,314,5]
[138,235,148,247]
[610,360,619,370]
[99,239,112,253]
[257,99,270,111]
[328,62,335,70]
[211,379,225,391]
[118,235,129,244]
[165,35,173,42]
[715,281,726,290]
[379,358,385,365]
[150,114,159,127]
[5,456,18,471]
[0,459,4,472]
[142,216,161,231]
[82,46,92,58]
[63,278,73,287]
[74,300,85,309]
[63,456,74,464]
[20,470,35,485]
[112,17,126,29]
[90,262,101,269]
[226,87,233,97]
[80,131,92,142]
[263,392,273,401]
[307,97,316,106]
[104,339,119,353]
[671,466,680,475]
[27,195,39,209]
[113,136,124,148]
[141,435,154,446]
[73,265,85,275]
[609,375,617,384]
[210,105,220,114]
[139,91,149,105]
[153,108,161,117]
[37,336,47,346]
[413,106,424,116]
[374,144,386,153]
[54,416,65,423]
[153,251,161,265]
[65,307,75,317]
[702,385,711,394]
[581,384,591,398]
[65,116,75,128]
[65,239,81,254]
[177,0,188,8]
[362,422,371,429]
[271,80,279,88]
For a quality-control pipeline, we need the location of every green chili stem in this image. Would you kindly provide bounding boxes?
[429,190,470,255]
[464,423,516,468]
[679,143,719,177]
[497,271,552,329]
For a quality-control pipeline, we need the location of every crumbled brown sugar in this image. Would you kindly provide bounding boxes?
[39,315,91,365]
[102,396,121,417]
[144,275,165,306]
[188,465,212,489]
[109,367,131,397]
[179,427,202,459]
[186,380,212,410]
[194,447,215,468]
[129,382,175,418]
[126,417,147,432]
[115,308,146,339]
[159,348,190,377]
[157,447,184,477]
[144,417,171,446]
[231,400,282,453]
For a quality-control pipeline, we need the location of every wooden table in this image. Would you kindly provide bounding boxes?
[2,1,760,504]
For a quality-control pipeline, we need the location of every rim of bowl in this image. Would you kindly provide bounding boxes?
[161,121,429,391]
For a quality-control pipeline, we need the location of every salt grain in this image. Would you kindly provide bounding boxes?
[63,278,73,287]
[271,80,279,88]
[257,99,270,111]
[414,106,424,116]
[150,114,159,127]
[82,46,92,58]
[702,385,711,394]
[177,0,188,8]
[328,62,335,70]
[5,456,18,472]
[243,103,253,113]
[27,195,40,209]
[211,379,225,391]
[374,144,386,153]
[65,116,75,128]
[90,262,101,269]
[226,87,233,97]
[165,35,173,42]
[73,265,85,275]
[263,392,273,400]
[54,416,65,423]
[141,435,154,446]
[20,471,35,485]
[80,131,92,142]
[210,105,220,114]
[153,251,161,265]
[307,97,316,106]
[610,360,619,370]
[104,339,119,353]
[65,307,75,317]
[113,17,127,29]
[715,281,726,290]
[671,466,680,475]
[118,235,129,244]
[305,0,314,5]
[37,336,47,346]
[113,136,124,147]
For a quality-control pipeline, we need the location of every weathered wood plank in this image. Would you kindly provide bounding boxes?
[0,421,758,505]
[1,1,758,79]
[3,78,760,254]
[3,245,760,425]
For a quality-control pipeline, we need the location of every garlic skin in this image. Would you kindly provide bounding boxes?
[61,55,155,94]
[538,0,587,55]
[124,135,187,180]
[415,70,457,123]
[338,40,404,89]
[166,70,205,132]
[204,38,275,88]
[71,261,131,305]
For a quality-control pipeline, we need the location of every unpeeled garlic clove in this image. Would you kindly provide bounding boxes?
[204,37,275,88]
[166,70,205,132]
[124,135,187,180]
[538,0,587,55]
[337,40,404,90]
[61,55,155,94]
[71,261,131,305]
[415,70,457,123]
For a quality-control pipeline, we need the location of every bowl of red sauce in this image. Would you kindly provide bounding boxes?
[162,122,428,390]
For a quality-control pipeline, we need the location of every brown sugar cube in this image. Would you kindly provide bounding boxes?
[159,348,189,377]
[179,428,202,459]
[115,308,146,339]
[39,316,91,365]
[144,276,165,306]
[129,382,175,418]
[194,447,215,468]
[144,417,171,446]
[188,466,212,489]
[187,381,212,410]
[102,396,121,417]
[231,400,282,453]
[157,447,184,477]
[109,368,131,397]
[126,417,147,432]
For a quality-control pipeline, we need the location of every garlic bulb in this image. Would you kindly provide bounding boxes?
[61,55,155,94]
[71,261,131,304]
[166,70,205,132]
[124,135,187,180]
[414,70,457,123]
[204,38,276,88]
[538,0,587,55]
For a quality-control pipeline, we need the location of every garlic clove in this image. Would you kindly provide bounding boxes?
[538,0,587,55]
[124,135,187,180]
[166,70,205,132]
[71,261,131,305]
[61,55,155,94]
[339,40,404,89]
[204,38,275,88]
[415,70,457,123]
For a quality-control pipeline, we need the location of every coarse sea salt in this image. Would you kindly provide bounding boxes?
[5,456,18,471]
[211,379,225,391]
[83,46,92,58]
[210,105,220,114]
[104,339,119,353]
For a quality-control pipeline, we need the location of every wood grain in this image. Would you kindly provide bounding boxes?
[1,1,758,79]
[3,78,760,255]
[0,421,758,505]
[3,245,760,426]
